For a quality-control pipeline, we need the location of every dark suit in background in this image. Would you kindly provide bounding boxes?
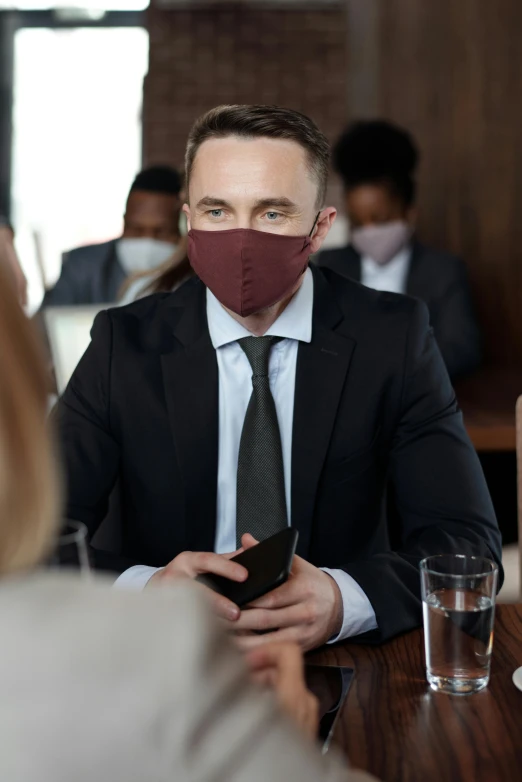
[43,239,125,306]
[318,240,482,379]
[56,266,501,643]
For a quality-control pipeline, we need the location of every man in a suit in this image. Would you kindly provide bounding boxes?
[57,104,501,652]
[318,121,482,379]
[43,166,182,306]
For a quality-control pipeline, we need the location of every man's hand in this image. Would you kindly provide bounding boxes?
[148,550,247,621]
[246,642,318,740]
[232,534,344,652]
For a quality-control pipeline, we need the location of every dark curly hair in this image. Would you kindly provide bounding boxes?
[333,120,419,207]
[130,165,182,196]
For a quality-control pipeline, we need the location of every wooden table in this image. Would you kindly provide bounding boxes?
[455,368,522,452]
[310,604,522,782]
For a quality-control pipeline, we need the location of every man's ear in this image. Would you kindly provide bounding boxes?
[310,207,337,254]
[182,203,191,232]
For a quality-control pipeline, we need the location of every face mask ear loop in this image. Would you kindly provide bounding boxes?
[308,211,321,238]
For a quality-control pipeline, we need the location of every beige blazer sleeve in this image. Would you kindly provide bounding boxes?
[0,575,377,782]
[165,586,375,782]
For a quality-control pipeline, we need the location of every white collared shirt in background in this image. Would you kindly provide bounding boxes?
[116,268,377,641]
[361,246,411,294]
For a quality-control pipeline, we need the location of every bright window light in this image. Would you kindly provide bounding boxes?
[0,1,148,9]
[11,26,149,311]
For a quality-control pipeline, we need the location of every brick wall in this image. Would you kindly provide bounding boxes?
[143,3,347,202]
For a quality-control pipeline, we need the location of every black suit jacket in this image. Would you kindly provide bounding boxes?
[43,240,126,306]
[56,266,502,642]
[317,241,482,379]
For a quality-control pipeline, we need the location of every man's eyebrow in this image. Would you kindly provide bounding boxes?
[195,197,232,209]
[253,197,300,212]
[195,196,300,212]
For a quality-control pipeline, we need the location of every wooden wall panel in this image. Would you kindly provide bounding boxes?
[144,3,348,201]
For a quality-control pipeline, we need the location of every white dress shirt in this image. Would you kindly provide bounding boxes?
[116,268,377,640]
[361,246,411,294]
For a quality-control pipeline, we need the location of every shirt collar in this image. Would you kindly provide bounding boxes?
[206,267,314,349]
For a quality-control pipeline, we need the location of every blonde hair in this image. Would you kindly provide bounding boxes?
[0,255,60,574]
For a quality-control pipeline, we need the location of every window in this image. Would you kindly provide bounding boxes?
[0,0,148,9]
[10,24,149,309]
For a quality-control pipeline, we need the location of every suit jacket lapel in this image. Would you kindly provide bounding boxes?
[291,267,356,558]
[161,282,219,552]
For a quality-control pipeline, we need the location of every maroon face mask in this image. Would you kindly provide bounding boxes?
[187,227,314,317]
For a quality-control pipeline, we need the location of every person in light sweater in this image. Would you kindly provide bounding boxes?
[319,120,481,379]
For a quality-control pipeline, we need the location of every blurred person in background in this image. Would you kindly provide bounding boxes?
[118,234,193,304]
[318,121,481,379]
[0,252,375,782]
[0,216,27,307]
[43,165,182,306]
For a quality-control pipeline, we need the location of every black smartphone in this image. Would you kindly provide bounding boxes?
[196,527,299,608]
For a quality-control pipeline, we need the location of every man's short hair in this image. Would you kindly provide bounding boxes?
[185,104,330,207]
[129,165,182,197]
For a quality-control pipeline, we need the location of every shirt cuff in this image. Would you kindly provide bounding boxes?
[321,567,378,642]
[113,565,162,590]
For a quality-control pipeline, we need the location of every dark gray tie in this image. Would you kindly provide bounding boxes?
[236,336,288,547]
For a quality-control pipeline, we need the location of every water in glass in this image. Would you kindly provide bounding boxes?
[423,587,494,694]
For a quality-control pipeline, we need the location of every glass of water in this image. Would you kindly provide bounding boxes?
[420,554,498,695]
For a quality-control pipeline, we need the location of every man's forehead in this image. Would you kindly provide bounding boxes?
[189,136,315,197]
[193,136,309,173]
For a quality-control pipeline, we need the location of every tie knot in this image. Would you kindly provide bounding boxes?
[239,336,280,376]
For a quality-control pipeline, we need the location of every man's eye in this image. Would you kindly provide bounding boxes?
[210,209,223,218]
[266,212,281,221]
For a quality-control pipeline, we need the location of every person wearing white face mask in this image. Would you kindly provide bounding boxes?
[42,166,182,307]
[318,121,482,380]
[117,236,194,306]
